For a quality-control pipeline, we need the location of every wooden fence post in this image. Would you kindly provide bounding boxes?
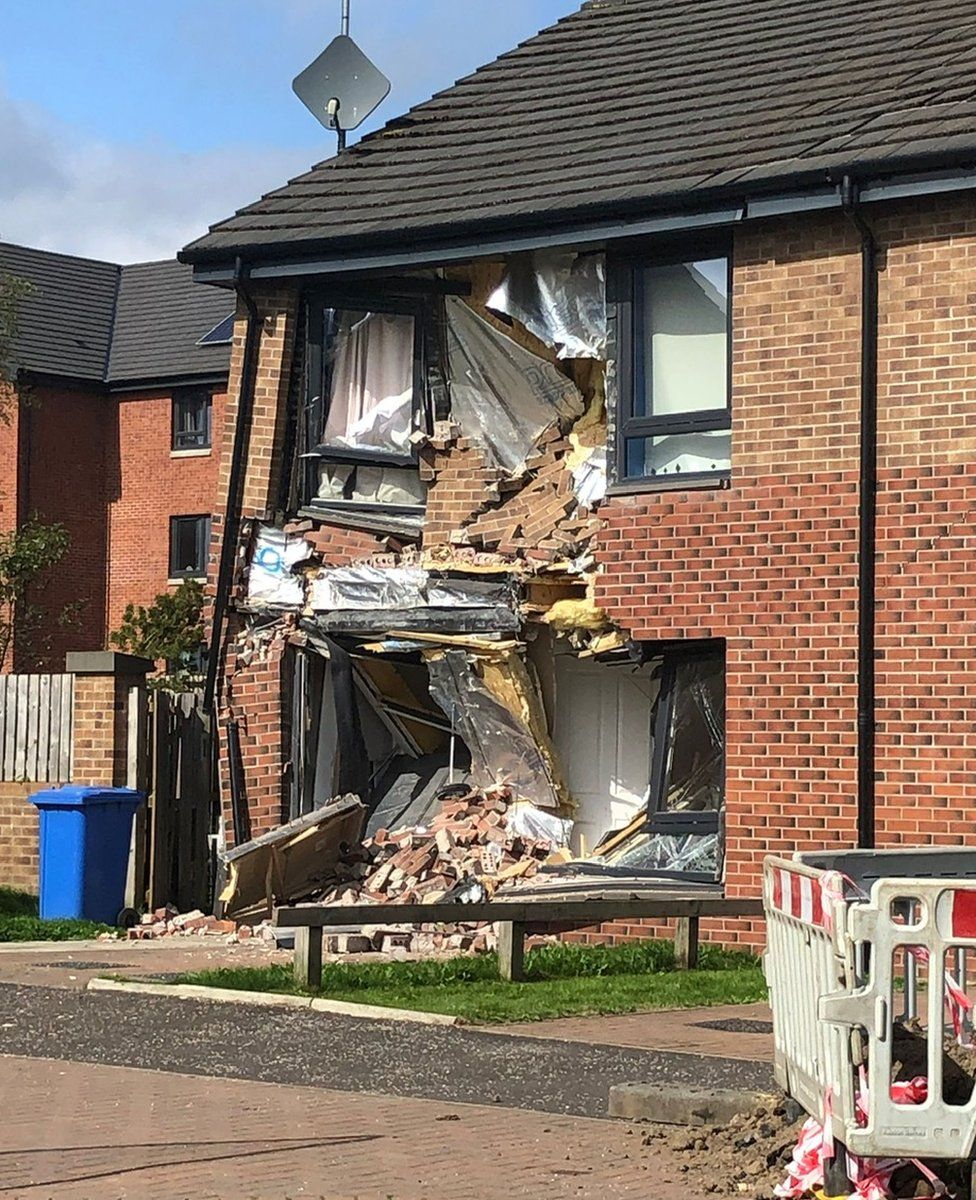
[294,926,323,992]
[498,921,526,982]
[675,916,700,969]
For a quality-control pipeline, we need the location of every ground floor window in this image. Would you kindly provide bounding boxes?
[552,641,725,881]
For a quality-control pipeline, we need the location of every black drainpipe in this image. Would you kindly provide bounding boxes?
[841,176,879,851]
[204,259,261,713]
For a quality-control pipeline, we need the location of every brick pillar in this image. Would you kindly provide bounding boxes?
[66,651,153,786]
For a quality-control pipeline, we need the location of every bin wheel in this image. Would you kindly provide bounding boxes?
[116,907,139,929]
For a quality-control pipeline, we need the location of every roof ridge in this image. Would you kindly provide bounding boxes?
[0,239,120,271]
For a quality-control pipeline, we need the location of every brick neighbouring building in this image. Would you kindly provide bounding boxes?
[177,1,976,947]
[0,242,232,670]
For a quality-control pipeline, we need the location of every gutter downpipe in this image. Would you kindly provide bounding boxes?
[204,258,261,713]
[842,175,879,851]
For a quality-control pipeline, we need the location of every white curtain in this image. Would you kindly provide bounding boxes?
[323,311,415,454]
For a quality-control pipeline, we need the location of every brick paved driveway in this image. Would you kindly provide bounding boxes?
[0,1056,705,1200]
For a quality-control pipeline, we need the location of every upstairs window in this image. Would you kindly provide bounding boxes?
[613,248,731,485]
[172,389,212,451]
[301,299,427,514]
[169,515,210,580]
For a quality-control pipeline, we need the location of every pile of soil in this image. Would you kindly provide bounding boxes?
[893,1020,976,1105]
[638,1098,806,1198]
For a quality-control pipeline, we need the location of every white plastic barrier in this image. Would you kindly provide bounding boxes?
[764,848,976,1164]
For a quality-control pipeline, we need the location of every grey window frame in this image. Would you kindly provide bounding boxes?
[299,294,430,517]
[644,641,725,881]
[172,388,212,451]
[169,514,211,579]
[611,240,732,488]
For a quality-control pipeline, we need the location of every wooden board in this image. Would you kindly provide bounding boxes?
[275,895,764,927]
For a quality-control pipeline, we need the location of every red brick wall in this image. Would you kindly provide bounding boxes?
[220,628,291,845]
[18,382,108,670]
[0,783,38,892]
[596,212,863,928]
[209,291,299,841]
[105,387,226,635]
[592,197,976,949]
[873,199,976,848]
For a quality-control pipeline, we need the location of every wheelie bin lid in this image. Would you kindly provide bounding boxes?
[29,786,145,810]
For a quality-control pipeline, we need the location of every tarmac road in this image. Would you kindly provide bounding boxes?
[0,982,773,1119]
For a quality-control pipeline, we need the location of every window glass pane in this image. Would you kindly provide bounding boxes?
[173,392,210,449]
[661,655,725,814]
[638,258,728,418]
[315,462,425,507]
[170,516,208,576]
[601,829,719,876]
[323,310,415,456]
[625,429,730,478]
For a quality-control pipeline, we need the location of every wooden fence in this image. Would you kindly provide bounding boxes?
[138,691,210,912]
[0,673,73,783]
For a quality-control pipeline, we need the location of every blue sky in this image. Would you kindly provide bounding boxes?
[0,0,579,261]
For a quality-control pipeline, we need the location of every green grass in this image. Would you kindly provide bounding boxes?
[174,938,767,1023]
[0,886,113,942]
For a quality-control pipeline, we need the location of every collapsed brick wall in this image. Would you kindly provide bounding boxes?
[0,782,38,892]
[105,388,227,635]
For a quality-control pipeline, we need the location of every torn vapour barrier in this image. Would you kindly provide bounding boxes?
[486,250,607,361]
[444,295,584,474]
[305,564,521,634]
[425,647,571,814]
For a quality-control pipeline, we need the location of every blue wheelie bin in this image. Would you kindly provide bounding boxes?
[30,786,145,924]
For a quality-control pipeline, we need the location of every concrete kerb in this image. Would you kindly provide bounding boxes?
[609,1081,780,1125]
[86,976,462,1026]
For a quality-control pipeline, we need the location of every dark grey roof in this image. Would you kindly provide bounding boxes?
[0,242,233,385]
[181,0,976,265]
[0,242,118,381]
[106,259,234,384]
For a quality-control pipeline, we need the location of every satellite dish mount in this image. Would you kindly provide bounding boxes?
[292,0,391,153]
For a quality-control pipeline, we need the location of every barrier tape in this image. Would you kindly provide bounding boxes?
[776,1079,943,1200]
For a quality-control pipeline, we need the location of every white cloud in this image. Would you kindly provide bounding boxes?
[0,88,314,262]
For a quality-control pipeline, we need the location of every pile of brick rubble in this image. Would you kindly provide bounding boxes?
[310,784,565,956]
[113,786,566,957]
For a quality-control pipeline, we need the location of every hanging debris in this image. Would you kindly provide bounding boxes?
[486,250,607,361]
[444,295,584,474]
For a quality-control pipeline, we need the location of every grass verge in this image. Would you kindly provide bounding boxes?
[0,886,113,942]
[174,938,767,1023]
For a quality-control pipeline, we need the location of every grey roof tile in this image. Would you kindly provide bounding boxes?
[1,243,233,385]
[181,0,976,263]
[107,259,234,384]
[0,242,118,381]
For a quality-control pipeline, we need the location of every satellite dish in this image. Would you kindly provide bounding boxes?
[292,34,390,149]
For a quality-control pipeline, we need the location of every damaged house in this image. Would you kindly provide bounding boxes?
[181,0,976,945]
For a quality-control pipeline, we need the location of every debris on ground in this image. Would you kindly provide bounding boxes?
[639,1098,805,1198]
[126,907,246,941]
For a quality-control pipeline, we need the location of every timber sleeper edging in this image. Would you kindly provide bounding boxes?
[85,976,462,1025]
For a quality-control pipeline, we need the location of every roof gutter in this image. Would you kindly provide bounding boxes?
[204,260,260,713]
[841,175,879,852]
[182,160,976,285]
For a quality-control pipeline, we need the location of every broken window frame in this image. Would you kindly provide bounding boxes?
[171,388,212,451]
[645,641,726,881]
[610,237,732,489]
[300,292,430,517]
